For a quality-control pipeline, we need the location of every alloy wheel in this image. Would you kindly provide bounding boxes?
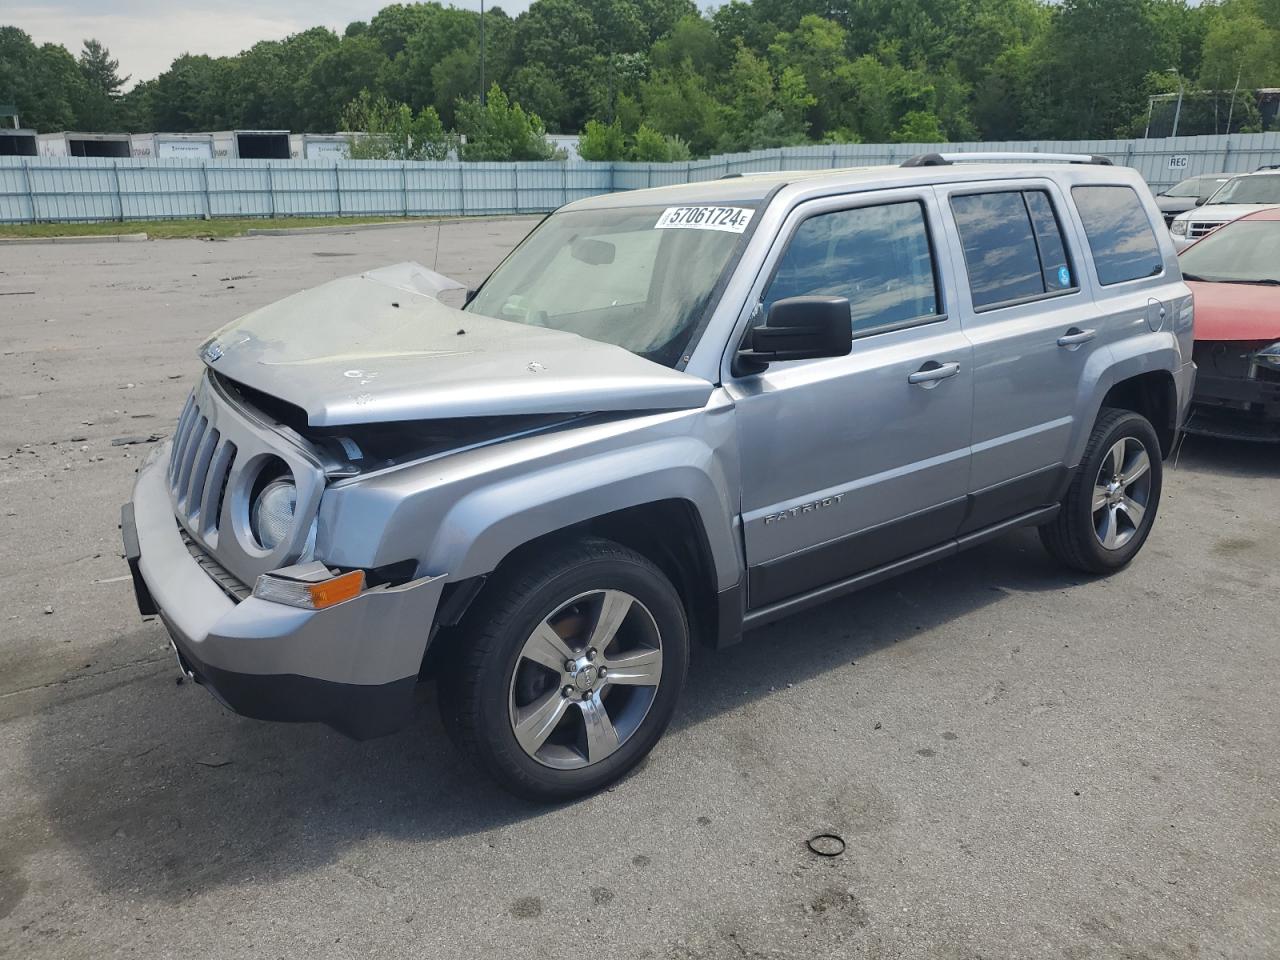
[507,589,663,770]
[1092,436,1152,550]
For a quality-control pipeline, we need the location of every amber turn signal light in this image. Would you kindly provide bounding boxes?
[254,569,366,610]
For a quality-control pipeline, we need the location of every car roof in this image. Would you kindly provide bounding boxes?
[564,162,1142,211]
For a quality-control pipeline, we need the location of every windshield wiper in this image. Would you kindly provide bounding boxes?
[1181,273,1280,285]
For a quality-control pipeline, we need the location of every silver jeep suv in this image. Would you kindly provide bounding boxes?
[124,153,1195,799]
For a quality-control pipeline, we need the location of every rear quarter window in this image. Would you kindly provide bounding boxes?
[1071,185,1163,285]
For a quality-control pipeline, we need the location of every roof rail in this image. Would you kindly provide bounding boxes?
[1256,164,1280,171]
[901,151,1113,168]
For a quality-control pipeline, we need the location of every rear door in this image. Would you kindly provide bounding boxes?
[935,179,1105,530]
[728,188,973,609]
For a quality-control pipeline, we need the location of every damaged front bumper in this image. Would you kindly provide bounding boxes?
[1187,346,1280,443]
[123,444,446,739]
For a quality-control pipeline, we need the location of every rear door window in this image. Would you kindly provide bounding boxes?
[950,190,1076,310]
[764,200,940,337]
[1071,185,1163,285]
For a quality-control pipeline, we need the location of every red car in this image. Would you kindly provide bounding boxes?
[1179,208,1280,441]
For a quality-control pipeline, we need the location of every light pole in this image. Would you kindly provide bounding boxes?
[1168,68,1184,138]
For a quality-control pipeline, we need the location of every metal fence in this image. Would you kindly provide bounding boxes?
[3,133,1279,224]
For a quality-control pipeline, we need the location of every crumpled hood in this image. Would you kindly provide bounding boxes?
[1187,279,1280,342]
[200,262,714,427]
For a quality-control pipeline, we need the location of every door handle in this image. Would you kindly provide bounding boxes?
[908,361,960,386]
[1057,327,1096,347]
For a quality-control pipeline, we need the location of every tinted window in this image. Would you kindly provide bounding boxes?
[1024,191,1075,293]
[1071,185,1163,285]
[951,191,1075,309]
[764,201,939,335]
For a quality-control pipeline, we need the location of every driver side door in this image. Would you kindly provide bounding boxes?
[727,188,974,611]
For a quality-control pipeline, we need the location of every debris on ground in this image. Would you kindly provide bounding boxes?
[111,434,166,446]
[806,833,846,857]
[195,757,233,769]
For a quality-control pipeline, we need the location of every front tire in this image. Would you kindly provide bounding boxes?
[1040,408,1163,574]
[439,538,689,801]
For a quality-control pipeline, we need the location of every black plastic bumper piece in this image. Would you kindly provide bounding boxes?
[121,502,159,617]
[165,622,419,740]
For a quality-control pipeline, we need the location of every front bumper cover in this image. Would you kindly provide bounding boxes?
[124,444,447,739]
[1186,349,1280,442]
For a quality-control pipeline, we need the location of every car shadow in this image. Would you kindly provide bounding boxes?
[1169,432,1280,480]
[21,529,1079,903]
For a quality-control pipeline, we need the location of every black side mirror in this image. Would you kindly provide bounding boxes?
[1194,196,1207,207]
[738,296,852,372]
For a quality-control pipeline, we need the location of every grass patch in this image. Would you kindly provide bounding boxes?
[0,215,442,240]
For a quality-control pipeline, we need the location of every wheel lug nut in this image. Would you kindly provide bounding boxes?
[562,686,573,698]
[598,667,608,678]
[565,660,576,672]
[586,648,596,661]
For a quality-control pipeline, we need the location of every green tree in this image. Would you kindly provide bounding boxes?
[630,123,688,160]
[1197,8,1280,92]
[768,15,854,138]
[578,118,627,159]
[892,109,946,142]
[507,63,571,131]
[300,34,385,130]
[640,64,726,154]
[1033,0,1174,138]
[0,28,95,131]
[455,84,557,160]
[78,39,128,96]
[340,90,455,159]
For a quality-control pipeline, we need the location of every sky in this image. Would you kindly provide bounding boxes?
[9,0,529,88]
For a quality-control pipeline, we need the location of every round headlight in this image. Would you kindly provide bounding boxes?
[251,478,296,551]
[1170,219,1187,236]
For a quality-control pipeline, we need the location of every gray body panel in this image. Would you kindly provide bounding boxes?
[128,160,1194,730]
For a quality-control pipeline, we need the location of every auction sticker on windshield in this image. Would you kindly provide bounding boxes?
[655,206,754,233]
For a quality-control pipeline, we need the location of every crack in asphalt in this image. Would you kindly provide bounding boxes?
[0,654,170,701]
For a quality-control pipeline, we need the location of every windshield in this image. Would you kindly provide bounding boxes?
[1179,220,1280,283]
[1166,176,1227,199]
[1207,174,1280,205]
[466,203,755,367]
[1165,178,1204,198]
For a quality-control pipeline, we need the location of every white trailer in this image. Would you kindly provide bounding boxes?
[37,132,131,158]
[0,128,37,157]
[547,134,583,161]
[130,132,215,160]
[289,133,352,160]
[210,130,292,160]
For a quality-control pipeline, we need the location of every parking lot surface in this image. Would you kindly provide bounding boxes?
[1,219,1278,959]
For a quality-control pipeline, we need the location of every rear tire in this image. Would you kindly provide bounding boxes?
[438,537,689,801]
[1039,408,1162,574]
